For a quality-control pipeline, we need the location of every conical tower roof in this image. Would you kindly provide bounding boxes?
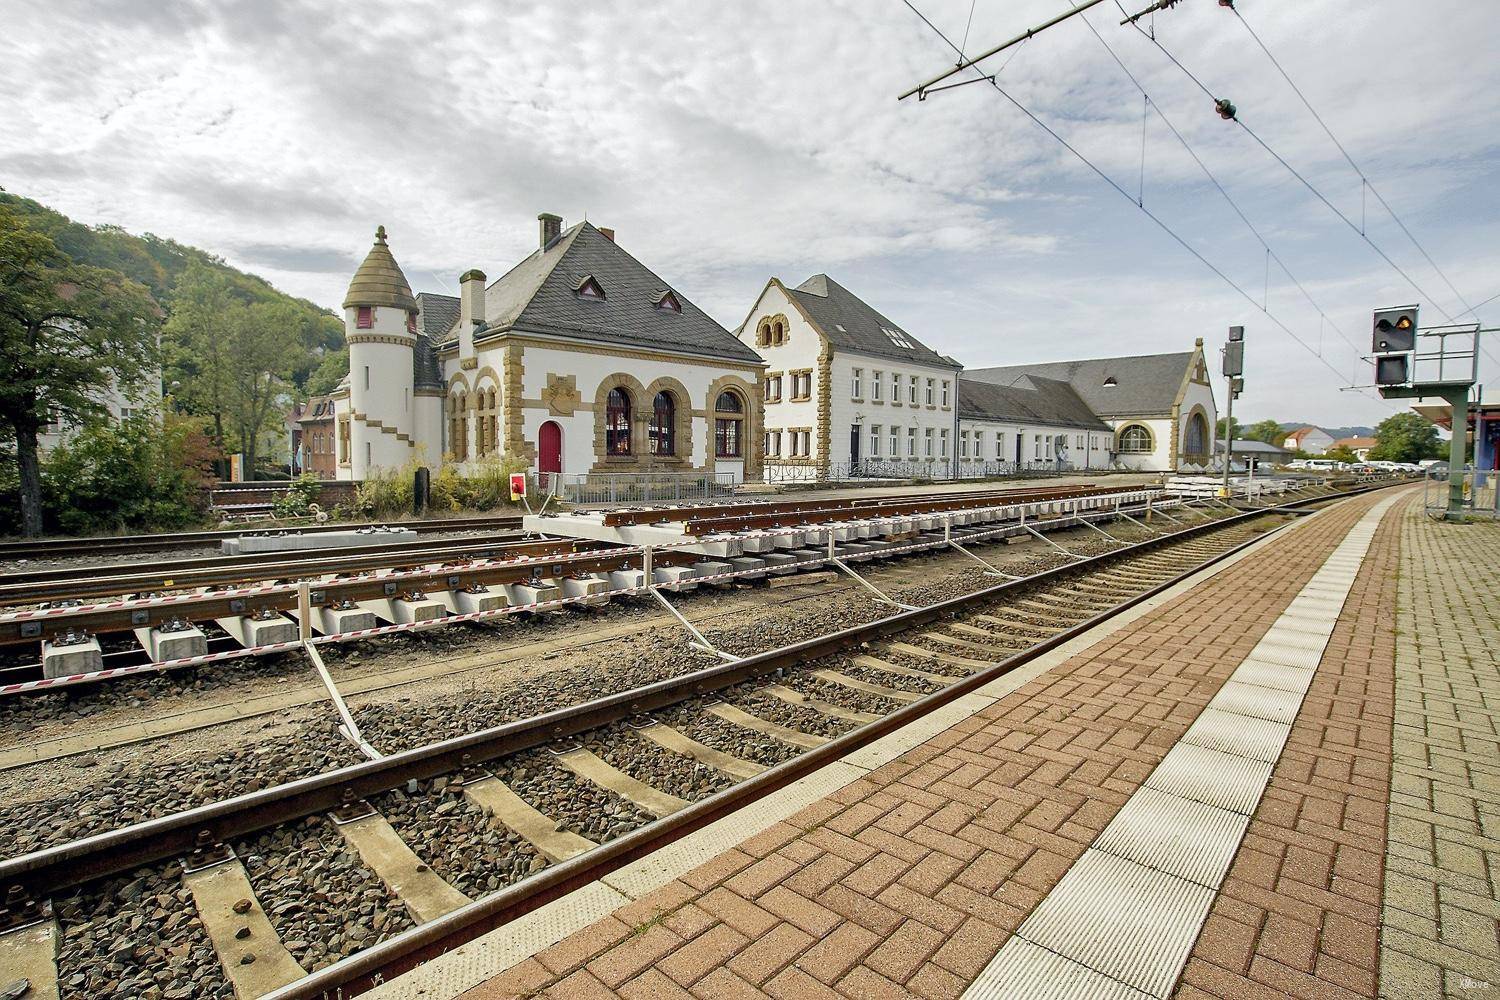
[343,225,417,311]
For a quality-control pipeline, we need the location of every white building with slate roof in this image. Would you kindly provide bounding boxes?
[737,274,963,480]
[965,349,1218,472]
[332,215,765,483]
[738,274,1214,477]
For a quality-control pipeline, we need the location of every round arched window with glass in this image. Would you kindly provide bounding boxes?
[1118,424,1153,454]
[649,391,675,456]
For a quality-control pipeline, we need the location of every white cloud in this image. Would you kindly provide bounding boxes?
[1,0,1497,426]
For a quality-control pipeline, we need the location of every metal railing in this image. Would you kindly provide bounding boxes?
[547,471,741,505]
[1423,468,1500,520]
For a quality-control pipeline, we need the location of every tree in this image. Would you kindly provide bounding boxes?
[1324,445,1359,464]
[304,346,349,397]
[1368,412,1443,464]
[1242,419,1286,446]
[0,207,159,535]
[1216,416,1242,441]
[165,274,307,477]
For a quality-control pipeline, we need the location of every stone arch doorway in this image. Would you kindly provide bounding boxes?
[539,420,563,488]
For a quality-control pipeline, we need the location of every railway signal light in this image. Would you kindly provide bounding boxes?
[1372,304,1418,387]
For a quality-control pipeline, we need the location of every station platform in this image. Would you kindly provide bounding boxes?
[368,486,1499,1000]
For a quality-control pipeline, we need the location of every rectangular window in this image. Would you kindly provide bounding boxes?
[365,441,372,466]
[906,427,916,457]
[801,430,812,456]
[1046,437,1053,459]
[940,428,949,458]
[356,306,373,329]
[851,368,862,400]
[960,430,969,458]
[996,431,1004,459]
[908,378,918,405]
[925,378,935,406]
[872,371,883,401]
[870,424,881,457]
[942,380,950,407]
[891,374,901,405]
[715,418,741,458]
[889,426,898,457]
[924,428,934,457]
[1034,435,1042,459]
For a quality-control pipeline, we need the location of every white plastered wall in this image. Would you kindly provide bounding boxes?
[346,304,417,479]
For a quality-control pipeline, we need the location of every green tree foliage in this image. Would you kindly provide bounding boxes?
[1216,416,1242,441]
[1368,412,1443,463]
[165,274,309,476]
[305,346,350,397]
[41,412,219,534]
[1241,419,1286,445]
[1324,445,1360,464]
[0,206,161,535]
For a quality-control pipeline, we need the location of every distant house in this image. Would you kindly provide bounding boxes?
[295,394,338,479]
[1331,436,1377,461]
[1282,425,1334,455]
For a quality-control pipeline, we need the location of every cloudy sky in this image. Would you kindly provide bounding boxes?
[4,0,1497,427]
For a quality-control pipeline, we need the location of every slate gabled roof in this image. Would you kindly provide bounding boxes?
[437,222,760,364]
[958,376,1111,431]
[413,292,457,390]
[786,275,959,369]
[964,352,1196,419]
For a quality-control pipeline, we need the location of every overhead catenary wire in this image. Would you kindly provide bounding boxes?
[1123,9,1499,373]
[1076,6,1368,364]
[1227,4,1498,369]
[897,0,1396,407]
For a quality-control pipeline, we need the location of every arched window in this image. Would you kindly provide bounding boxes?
[1184,411,1207,455]
[714,390,744,458]
[772,319,786,345]
[606,387,632,455]
[449,390,469,460]
[1118,424,1152,454]
[649,391,675,455]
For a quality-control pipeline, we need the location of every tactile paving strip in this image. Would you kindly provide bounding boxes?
[1093,786,1251,888]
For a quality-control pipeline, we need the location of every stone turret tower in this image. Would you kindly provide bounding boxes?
[343,226,418,478]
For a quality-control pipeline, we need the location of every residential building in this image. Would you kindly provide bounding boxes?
[38,372,161,454]
[1217,438,1289,471]
[331,217,764,483]
[737,274,963,479]
[1330,436,1377,461]
[294,394,338,479]
[964,347,1218,472]
[1282,425,1335,455]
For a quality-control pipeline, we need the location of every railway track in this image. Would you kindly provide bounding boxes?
[0,515,527,562]
[0,483,1391,1000]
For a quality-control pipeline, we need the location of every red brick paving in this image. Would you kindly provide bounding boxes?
[1174,493,1405,1000]
[461,491,1405,1000]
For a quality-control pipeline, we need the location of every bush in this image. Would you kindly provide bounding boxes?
[432,455,528,511]
[41,412,219,534]
[272,472,322,518]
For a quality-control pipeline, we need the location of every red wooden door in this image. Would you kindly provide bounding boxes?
[539,421,562,487]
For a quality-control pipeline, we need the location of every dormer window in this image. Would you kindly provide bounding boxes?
[356,306,373,329]
[575,275,605,300]
[1103,376,1118,388]
[655,289,682,313]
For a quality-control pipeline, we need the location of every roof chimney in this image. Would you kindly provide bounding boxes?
[538,212,562,249]
[459,268,487,351]
[599,227,616,243]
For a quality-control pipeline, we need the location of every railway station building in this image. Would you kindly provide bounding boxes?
[331,217,766,484]
[738,273,1216,478]
[965,348,1219,472]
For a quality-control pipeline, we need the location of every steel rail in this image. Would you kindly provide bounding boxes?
[0,484,1394,908]
[594,482,1131,528]
[0,533,584,605]
[0,515,526,561]
[268,483,1406,999]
